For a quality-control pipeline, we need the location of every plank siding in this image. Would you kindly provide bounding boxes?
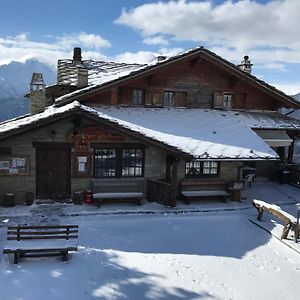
[80,57,280,111]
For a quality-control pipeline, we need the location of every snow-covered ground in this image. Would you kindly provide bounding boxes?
[0,182,300,300]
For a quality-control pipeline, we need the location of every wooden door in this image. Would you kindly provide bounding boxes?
[36,145,71,199]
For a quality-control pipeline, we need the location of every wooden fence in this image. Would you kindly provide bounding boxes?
[147,179,175,207]
[289,168,300,188]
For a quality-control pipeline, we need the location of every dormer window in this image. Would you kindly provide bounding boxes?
[164,91,174,106]
[133,89,144,105]
[223,93,233,109]
[214,92,246,110]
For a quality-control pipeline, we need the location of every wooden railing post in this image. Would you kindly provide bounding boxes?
[170,156,179,208]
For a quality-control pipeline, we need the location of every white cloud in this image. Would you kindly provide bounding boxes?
[143,35,169,46]
[56,32,111,49]
[114,51,157,64]
[115,0,300,64]
[0,32,111,67]
[114,47,184,64]
[271,83,300,96]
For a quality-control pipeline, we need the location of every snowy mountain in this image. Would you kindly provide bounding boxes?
[0,59,55,121]
[294,92,300,102]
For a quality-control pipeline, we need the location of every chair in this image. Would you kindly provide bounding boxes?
[243,173,255,188]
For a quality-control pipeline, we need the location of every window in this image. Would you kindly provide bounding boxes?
[202,161,219,175]
[72,153,92,177]
[122,149,143,177]
[214,93,235,109]
[94,149,116,177]
[164,91,174,106]
[133,89,144,105]
[185,159,219,177]
[223,94,233,109]
[94,147,144,178]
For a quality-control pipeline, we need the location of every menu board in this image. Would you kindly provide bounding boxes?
[0,157,29,175]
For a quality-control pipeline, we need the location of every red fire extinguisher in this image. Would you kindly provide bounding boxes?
[85,190,93,204]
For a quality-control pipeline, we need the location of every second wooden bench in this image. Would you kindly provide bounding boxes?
[180,179,231,204]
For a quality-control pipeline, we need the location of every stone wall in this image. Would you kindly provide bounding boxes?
[0,116,168,204]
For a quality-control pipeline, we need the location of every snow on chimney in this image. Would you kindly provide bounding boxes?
[238,55,253,74]
[29,73,46,115]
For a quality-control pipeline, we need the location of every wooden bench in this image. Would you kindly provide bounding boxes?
[180,179,231,204]
[253,199,299,241]
[92,178,145,206]
[3,225,78,264]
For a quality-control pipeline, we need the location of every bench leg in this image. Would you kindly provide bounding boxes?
[281,223,291,240]
[62,251,69,261]
[136,199,143,205]
[257,208,264,221]
[14,252,19,264]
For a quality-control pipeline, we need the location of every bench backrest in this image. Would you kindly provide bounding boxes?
[7,225,79,241]
[92,179,145,193]
[181,179,227,191]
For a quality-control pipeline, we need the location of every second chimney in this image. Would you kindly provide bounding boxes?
[29,73,47,115]
[77,66,88,88]
[238,55,253,74]
[73,47,82,64]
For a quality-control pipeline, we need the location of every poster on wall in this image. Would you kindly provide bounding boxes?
[0,157,29,175]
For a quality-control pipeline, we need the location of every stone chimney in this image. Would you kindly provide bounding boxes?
[73,47,82,64]
[77,65,88,88]
[238,55,253,74]
[29,73,46,115]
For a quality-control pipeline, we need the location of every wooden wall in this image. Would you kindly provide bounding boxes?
[81,57,281,111]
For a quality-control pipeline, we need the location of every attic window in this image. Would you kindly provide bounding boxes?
[213,93,234,109]
[223,93,233,109]
[133,89,144,105]
[164,91,174,106]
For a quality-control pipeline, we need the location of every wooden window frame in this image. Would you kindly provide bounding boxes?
[93,145,145,178]
[72,152,92,177]
[185,160,220,178]
[164,91,174,106]
[223,93,233,109]
[133,89,144,106]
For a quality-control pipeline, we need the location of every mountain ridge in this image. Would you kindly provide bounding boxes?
[0,59,55,121]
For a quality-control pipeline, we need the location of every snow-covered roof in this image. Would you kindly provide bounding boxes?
[1,102,300,160]
[0,102,80,135]
[57,59,146,86]
[87,106,300,160]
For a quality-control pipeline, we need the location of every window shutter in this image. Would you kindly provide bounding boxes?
[149,91,163,106]
[174,91,187,107]
[119,88,132,105]
[213,93,224,108]
[232,93,246,109]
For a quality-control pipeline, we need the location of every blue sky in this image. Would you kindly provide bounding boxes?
[0,0,299,94]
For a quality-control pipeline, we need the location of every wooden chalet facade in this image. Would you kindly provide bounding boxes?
[0,47,300,206]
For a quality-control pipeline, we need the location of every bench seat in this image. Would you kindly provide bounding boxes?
[3,239,78,253]
[182,190,231,197]
[92,179,145,206]
[180,178,232,204]
[93,192,144,200]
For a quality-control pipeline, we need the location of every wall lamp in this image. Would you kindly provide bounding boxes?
[50,129,56,140]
